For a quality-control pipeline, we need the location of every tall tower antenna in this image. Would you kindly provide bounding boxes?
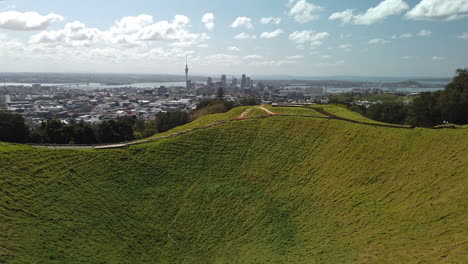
[185,56,189,82]
[185,56,190,91]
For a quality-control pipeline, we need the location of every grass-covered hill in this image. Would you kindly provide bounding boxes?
[1,106,467,263]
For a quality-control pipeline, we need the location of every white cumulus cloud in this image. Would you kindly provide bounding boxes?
[285,55,304,60]
[201,13,215,30]
[432,56,445,60]
[288,0,323,24]
[244,55,263,60]
[406,0,468,21]
[260,29,284,39]
[227,46,240,51]
[133,15,209,47]
[260,17,281,24]
[0,11,63,31]
[113,14,153,33]
[417,29,432,37]
[0,33,24,56]
[330,0,409,25]
[338,44,352,51]
[289,30,330,47]
[329,9,354,25]
[235,32,257,40]
[30,21,101,47]
[368,38,391,44]
[231,17,253,29]
[392,33,413,39]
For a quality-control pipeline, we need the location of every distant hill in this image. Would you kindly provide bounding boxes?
[1,106,467,263]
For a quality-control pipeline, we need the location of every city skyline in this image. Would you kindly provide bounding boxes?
[0,0,468,77]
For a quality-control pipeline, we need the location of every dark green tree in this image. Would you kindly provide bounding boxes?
[45,120,66,144]
[217,87,225,100]
[366,102,409,125]
[156,111,189,133]
[0,111,30,143]
[240,97,261,106]
[410,92,442,127]
[97,119,134,143]
[438,69,468,124]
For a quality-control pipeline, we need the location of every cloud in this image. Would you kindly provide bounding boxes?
[132,15,209,46]
[417,29,432,37]
[0,33,24,56]
[103,14,154,46]
[227,46,240,51]
[432,56,445,60]
[201,13,215,30]
[0,11,63,31]
[260,17,281,24]
[113,14,153,33]
[458,32,468,39]
[329,9,354,25]
[231,16,253,29]
[248,59,298,67]
[338,43,352,51]
[392,33,412,39]
[296,45,305,50]
[406,0,468,21]
[330,0,409,25]
[368,38,391,44]
[402,56,411,59]
[244,55,263,60]
[201,53,240,66]
[148,47,195,58]
[235,32,257,40]
[30,21,101,47]
[288,0,323,24]
[260,29,283,39]
[317,60,345,67]
[392,30,431,39]
[354,0,409,25]
[31,14,210,48]
[198,44,209,48]
[285,55,304,59]
[289,30,329,47]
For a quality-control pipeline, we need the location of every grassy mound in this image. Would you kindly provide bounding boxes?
[1,107,467,263]
[313,104,411,126]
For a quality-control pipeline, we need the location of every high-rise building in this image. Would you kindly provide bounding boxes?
[207,77,213,86]
[246,77,251,88]
[221,75,227,86]
[232,77,238,86]
[158,86,168,97]
[241,74,247,88]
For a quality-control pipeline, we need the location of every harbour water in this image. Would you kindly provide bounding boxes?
[1,78,447,93]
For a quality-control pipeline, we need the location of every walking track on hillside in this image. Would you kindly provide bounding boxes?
[29,106,460,150]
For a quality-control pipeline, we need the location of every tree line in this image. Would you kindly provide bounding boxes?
[0,96,261,144]
[337,69,468,127]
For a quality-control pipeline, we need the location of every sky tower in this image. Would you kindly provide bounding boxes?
[185,56,191,91]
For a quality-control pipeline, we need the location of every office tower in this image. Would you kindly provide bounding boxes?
[241,74,247,88]
[221,75,227,86]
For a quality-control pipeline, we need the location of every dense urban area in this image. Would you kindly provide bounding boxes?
[0,69,466,145]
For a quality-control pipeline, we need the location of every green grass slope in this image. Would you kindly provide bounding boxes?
[1,108,467,263]
[313,104,411,126]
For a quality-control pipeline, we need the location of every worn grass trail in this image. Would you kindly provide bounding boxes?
[1,106,467,263]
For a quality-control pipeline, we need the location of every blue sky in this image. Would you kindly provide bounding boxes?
[0,0,467,77]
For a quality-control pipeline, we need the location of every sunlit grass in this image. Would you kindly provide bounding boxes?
[1,109,467,263]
